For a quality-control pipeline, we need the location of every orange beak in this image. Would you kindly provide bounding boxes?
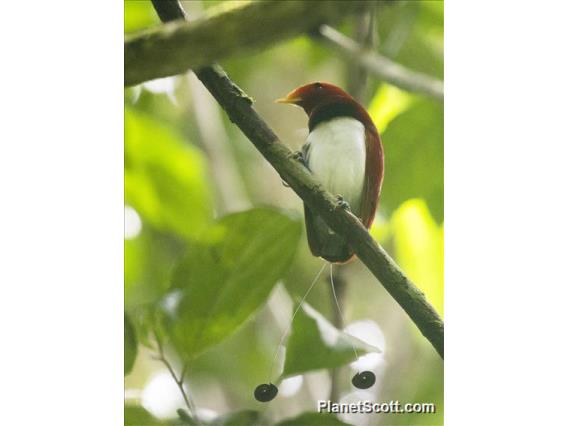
[275,91,301,105]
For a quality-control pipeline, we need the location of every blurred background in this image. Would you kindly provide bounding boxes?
[125,1,443,425]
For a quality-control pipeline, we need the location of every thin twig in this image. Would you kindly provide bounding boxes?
[314,24,444,101]
[154,334,199,424]
[149,0,444,359]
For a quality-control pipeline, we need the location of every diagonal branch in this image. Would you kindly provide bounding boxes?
[149,0,444,358]
[313,25,444,101]
[125,0,367,86]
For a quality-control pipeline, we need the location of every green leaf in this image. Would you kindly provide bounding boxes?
[163,208,302,359]
[276,412,353,426]
[125,405,169,425]
[124,314,137,376]
[125,108,213,240]
[282,303,380,378]
[379,99,443,222]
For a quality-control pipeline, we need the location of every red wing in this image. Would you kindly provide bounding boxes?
[359,127,384,229]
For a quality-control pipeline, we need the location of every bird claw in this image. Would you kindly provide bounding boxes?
[289,150,308,167]
[282,179,290,188]
[336,195,351,211]
[290,150,303,160]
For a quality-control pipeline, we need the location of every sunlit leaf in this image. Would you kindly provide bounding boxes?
[282,303,380,378]
[391,199,443,316]
[276,412,353,426]
[380,99,443,222]
[124,0,160,34]
[163,208,302,359]
[125,108,213,240]
[368,84,414,134]
[124,314,137,376]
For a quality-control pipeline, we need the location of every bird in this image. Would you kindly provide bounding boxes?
[277,82,384,263]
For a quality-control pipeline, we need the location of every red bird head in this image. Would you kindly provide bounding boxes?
[276,81,354,115]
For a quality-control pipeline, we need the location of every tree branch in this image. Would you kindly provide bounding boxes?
[149,0,444,358]
[313,24,444,101]
[126,0,367,86]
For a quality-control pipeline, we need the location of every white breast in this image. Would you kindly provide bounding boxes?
[306,117,366,215]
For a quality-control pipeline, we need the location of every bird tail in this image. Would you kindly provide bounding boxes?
[304,205,354,263]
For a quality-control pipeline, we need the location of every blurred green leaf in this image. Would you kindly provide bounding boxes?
[282,303,380,378]
[124,314,137,376]
[391,199,443,316]
[379,99,443,222]
[276,412,352,426]
[164,208,302,359]
[125,405,170,425]
[125,108,213,240]
[124,0,159,34]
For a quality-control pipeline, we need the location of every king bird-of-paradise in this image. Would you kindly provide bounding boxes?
[277,82,384,263]
[254,82,383,403]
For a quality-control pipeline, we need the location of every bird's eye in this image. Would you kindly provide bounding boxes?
[314,82,322,90]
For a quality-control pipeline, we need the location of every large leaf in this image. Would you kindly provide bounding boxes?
[276,412,353,426]
[125,108,213,240]
[163,208,302,359]
[124,314,137,376]
[282,303,380,378]
[378,99,443,222]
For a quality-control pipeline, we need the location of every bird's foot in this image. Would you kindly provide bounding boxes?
[335,195,351,211]
[281,179,290,188]
[289,150,308,167]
